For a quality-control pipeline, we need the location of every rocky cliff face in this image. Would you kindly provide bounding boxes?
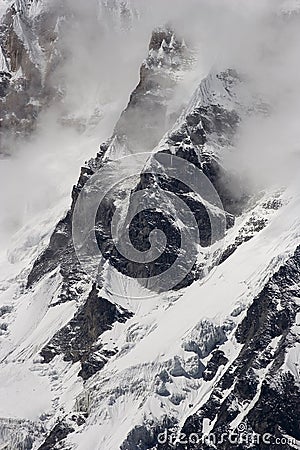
[0,0,58,150]
[0,2,299,450]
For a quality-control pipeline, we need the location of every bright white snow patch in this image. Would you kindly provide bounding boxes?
[0,362,52,420]
[0,45,8,72]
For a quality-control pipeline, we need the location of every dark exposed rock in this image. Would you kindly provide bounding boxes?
[36,412,86,450]
[219,201,279,265]
[0,305,13,317]
[235,368,259,400]
[203,350,228,381]
[37,421,75,450]
[149,28,174,51]
[40,284,132,380]
[0,71,11,97]
[247,372,300,442]
[0,4,57,149]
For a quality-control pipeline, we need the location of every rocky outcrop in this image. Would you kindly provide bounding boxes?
[40,284,132,380]
[0,2,56,150]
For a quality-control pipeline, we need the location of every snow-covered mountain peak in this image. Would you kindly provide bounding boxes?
[0,2,300,450]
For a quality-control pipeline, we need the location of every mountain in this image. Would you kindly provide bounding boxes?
[0,1,299,450]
